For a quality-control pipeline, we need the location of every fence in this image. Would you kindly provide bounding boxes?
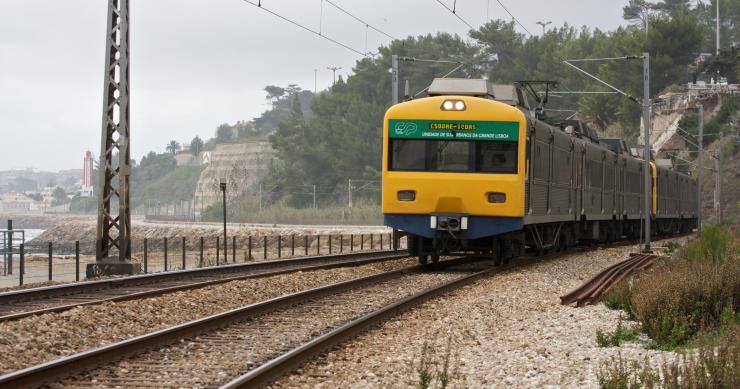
[1,232,406,288]
[1,228,25,276]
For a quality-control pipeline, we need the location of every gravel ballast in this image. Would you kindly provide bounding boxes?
[0,257,416,375]
[272,239,688,388]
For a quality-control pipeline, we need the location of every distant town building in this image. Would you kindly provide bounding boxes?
[0,192,34,213]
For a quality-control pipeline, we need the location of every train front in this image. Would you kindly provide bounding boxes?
[382,79,528,263]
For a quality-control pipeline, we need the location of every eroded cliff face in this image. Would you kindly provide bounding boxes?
[192,142,276,212]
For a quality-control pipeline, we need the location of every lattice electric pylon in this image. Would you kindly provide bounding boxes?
[96,0,131,262]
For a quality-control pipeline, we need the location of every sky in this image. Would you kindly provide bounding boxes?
[0,0,629,171]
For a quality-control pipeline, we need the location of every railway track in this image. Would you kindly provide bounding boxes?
[0,256,537,388]
[0,250,408,322]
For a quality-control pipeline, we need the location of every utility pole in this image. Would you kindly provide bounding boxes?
[348,179,352,208]
[536,21,551,35]
[642,52,652,251]
[258,183,263,212]
[89,0,138,276]
[716,0,720,54]
[327,66,341,85]
[391,54,399,105]
[697,103,703,233]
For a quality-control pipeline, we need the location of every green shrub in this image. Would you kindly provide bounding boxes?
[603,282,634,318]
[682,225,737,263]
[597,353,658,389]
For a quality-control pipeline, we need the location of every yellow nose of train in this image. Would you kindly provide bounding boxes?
[381,94,528,239]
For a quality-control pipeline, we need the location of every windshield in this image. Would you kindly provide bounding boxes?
[390,139,517,173]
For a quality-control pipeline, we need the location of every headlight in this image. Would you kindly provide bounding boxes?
[488,192,506,203]
[440,99,466,111]
[397,190,415,201]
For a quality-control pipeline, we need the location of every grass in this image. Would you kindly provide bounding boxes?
[204,201,383,225]
[596,322,640,347]
[412,331,462,389]
[597,324,739,389]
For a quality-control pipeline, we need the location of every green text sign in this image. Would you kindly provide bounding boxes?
[388,119,519,141]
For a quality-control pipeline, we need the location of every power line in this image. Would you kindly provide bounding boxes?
[493,0,532,36]
[241,0,367,57]
[434,0,474,30]
[324,0,398,41]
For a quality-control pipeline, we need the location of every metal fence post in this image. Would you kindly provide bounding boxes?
[7,219,12,275]
[164,237,168,271]
[329,235,332,254]
[48,242,53,281]
[199,236,204,267]
[291,234,295,256]
[380,234,384,250]
[351,234,354,252]
[216,236,220,266]
[232,236,236,263]
[304,235,308,256]
[75,241,80,282]
[182,237,186,270]
[340,235,343,253]
[19,243,24,286]
[316,235,320,255]
[361,234,364,251]
[370,234,374,250]
[278,235,282,258]
[248,236,252,261]
[144,238,148,273]
[263,236,268,260]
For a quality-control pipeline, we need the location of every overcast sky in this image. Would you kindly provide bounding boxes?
[0,0,629,171]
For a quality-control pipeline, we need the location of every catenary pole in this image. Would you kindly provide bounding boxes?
[716,0,720,54]
[391,54,399,105]
[697,104,703,233]
[642,52,651,251]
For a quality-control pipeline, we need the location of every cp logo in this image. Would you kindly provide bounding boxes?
[394,121,418,136]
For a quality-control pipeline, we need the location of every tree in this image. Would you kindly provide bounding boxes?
[190,136,204,156]
[264,85,286,107]
[215,123,234,143]
[166,140,181,155]
[52,187,67,204]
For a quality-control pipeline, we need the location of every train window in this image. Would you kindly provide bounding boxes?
[389,139,517,173]
[390,139,426,170]
[477,142,517,173]
[435,141,471,171]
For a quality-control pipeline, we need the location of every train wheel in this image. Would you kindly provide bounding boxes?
[431,255,440,264]
[418,255,429,265]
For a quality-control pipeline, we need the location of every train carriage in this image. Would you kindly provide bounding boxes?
[382,78,697,263]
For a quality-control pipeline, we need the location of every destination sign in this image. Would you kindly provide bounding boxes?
[388,119,519,141]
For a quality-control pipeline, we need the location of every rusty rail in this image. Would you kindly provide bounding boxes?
[560,253,663,306]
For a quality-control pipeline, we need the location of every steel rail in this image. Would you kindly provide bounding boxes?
[0,258,474,388]
[0,250,407,322]
[222,264,498,388]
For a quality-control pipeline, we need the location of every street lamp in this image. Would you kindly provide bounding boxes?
[220,180,227,262]
[536,21,551,35]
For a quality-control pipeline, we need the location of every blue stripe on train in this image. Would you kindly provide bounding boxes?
[384,214,523,239]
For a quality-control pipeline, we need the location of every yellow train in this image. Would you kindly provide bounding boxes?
[382,79,697,264]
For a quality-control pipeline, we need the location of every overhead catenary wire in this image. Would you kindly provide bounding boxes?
[434,0,475,30]
[324,0,398,41]
[242,0,367,57]
[493,0,532,35]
